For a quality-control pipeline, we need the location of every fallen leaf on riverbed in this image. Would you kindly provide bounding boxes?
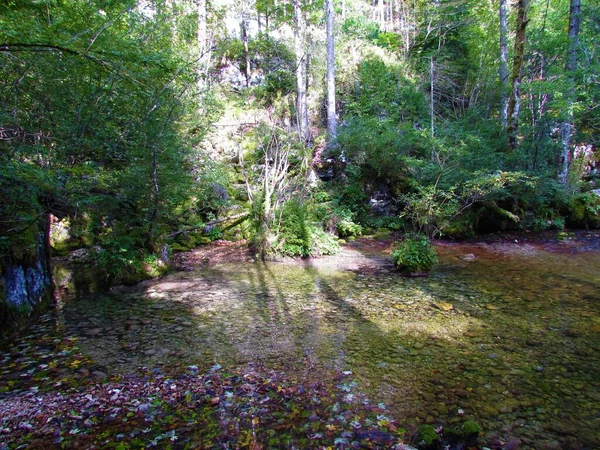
[432,302,454,312]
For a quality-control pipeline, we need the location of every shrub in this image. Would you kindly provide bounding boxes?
[276,200,312,257]
[311,228,340,256]
[332,208,363,238]
[336,218,363,238]
[569,192,600,228]
[392,235,438,273]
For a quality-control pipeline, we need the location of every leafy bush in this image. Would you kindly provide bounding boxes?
[373,31,401,49]
[94,237,168,285]
[569,192,600,228]
[276,200,312,257]
[263,70,296,97]
[332,208,363,238]
[336,218,363,238]
[311,228,340,256]
[341,16,380,40]
[363,215,406,231]
[392,235,438,273]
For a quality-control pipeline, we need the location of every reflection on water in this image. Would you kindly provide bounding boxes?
[53,232,600,448]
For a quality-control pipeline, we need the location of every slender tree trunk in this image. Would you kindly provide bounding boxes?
[294,0,310,144]
[400,0,410,53]
[257,11,262,35]
[430,56,435,137]
[241,20,251,87]
[196,0,208,88]
[326,0,337,147]
[506,0,530,151]
[558,0,581,183]
[499,0,509,128]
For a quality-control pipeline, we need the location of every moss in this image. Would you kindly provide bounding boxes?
[461,420,481,436]
[176,232,197,248]
[415,424,439,446]
[51,237,86,257]
[372,229,392,239]
[171,243,192,252]
[143,257,168,278]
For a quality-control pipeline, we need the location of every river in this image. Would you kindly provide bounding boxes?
[5,231,600,448]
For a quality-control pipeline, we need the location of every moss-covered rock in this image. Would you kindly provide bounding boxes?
[415,424,439,447]
[461,420,481,436]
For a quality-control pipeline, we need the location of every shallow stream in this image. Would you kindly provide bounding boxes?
[25,233,600,447]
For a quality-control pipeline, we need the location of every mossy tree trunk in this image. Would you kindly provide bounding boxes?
[506,0,530,151]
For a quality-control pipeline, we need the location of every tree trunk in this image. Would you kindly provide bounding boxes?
[506,0,530,151]
[499,0,509,128]
[196,0,211,89]
[430,56,435,138]
[558,0,581,183]
[294,0,310,144]
[241,20,251,87]
[326,0,337,147]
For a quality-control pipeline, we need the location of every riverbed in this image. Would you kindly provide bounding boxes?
[4,231,600,448]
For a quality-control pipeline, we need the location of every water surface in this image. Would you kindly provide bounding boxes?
[47,232,600,448]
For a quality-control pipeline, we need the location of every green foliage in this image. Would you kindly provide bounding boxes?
[310,228,340,256]
[392,235,438,273]
[0,0,225,283]
[362,216,406,232]
[277,201,312,257]
[569,192,600,229]
[401,172,533,238]
[341,16,380,40]
[215,35,295,102]
[333,209,363,238]
[263,70,296,98]
[273,199,339,257]
[95,237,168,285]
[342,58,427,123]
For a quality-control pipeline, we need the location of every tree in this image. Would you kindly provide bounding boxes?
[507,0,530,150]
[0,0,218,305]
[326,0,337,147]
[197,0,209,88]
[499,0,509,128]
[293,0,310,144]
[558,0,581,183]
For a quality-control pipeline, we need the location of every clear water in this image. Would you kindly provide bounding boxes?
[45,232,600,447]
